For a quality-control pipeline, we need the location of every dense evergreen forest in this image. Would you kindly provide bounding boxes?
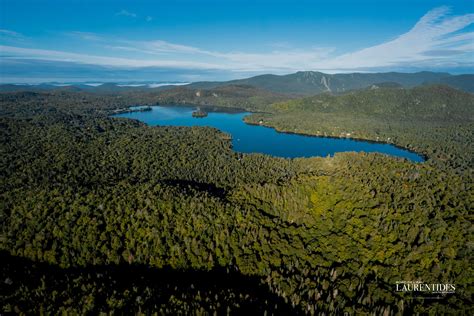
[1,85,473,314]
[245,85,474,173]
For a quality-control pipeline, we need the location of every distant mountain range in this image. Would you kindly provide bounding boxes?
[188,71,474,95]
[0,71,472,95]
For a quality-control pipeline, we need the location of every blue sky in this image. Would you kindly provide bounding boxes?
[0,0,473,83]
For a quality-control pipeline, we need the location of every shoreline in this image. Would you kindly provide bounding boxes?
[243,117,428,162]
[111,104,427,162]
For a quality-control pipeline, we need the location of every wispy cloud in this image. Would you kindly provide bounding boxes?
[104,38,334,72]
[100,6,474,72]
[141,40,207,54]
[116,10,153,22]
[116,10,137,18]
[0,45,224,69]
[0,29,22,37]
[1,7,473,75]
[0,29,26,41]
[321,6,474,71]
[68,31,102,41]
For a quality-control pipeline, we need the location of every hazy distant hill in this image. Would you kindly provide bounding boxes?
[435,74,474,93]
[0,84,57,92]
[0,83,181,93]
[188,71,473,95]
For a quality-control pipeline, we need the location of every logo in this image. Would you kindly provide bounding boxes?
[395,281,455,298]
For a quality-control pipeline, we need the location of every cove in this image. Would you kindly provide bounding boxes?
[113,106,425,162]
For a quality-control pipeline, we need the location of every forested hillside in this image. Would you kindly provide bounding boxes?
[188,71,473,95]
[246,85,474,172]
[436,74,474,93]
[1,89,473,314]
[128,84,292,112]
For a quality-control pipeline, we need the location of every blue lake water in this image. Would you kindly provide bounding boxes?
[113,106,424,162]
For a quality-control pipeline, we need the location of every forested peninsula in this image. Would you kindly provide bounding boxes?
[1,82,473,314]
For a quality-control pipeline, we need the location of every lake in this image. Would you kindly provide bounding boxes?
[113,106,425,162]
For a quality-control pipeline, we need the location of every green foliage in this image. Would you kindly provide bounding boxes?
[1,89,473,314]
[246,85,474,173]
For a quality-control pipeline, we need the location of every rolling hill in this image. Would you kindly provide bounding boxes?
[188,71,473,95]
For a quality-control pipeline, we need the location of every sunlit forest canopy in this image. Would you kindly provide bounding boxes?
[1,84,472,314]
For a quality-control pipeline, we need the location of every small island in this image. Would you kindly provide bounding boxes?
[192,108,208,118]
